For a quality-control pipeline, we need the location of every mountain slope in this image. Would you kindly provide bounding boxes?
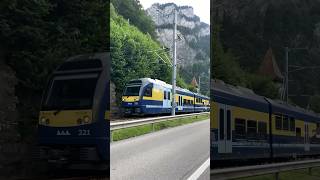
[146,3,210,95]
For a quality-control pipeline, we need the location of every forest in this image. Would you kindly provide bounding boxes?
[110,0,201,107]
[0,0,108,176]
[211,0,320,112]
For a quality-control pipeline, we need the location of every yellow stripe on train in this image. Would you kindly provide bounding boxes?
[122,96,139,102]
[39,110,92,127]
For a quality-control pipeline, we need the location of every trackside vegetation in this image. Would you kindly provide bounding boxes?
[111,113,209,141]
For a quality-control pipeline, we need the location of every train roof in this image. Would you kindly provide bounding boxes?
[194,93,210,100]
[211,79,269,112]
[55,52,109,73]
[212,79,320,121]
[266,98,320,122]
[139,78,193,94]
[128,78,209,98]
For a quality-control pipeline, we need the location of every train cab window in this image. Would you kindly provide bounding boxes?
[164,91,167,99]
[283,115,289,130]
[258,122,267,138]
[290,117,295,131]
[124,86,141,96]
[143,84,153,97]
[247,120,257,137]
[275,114,282,130]
[235,118,246,138]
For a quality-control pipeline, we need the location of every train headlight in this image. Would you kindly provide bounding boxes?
[83,116,90,123]
[40,117,50,125]
[40,117,46,124]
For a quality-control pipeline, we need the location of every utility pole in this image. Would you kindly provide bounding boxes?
[285,47,289,104]
[283,47,307,104]
[171,9,177,116]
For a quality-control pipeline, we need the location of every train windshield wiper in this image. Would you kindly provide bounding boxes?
[53,105,66,116]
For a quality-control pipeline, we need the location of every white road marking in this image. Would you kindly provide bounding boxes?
[187,157,210,180]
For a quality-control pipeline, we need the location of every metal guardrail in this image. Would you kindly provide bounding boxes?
[110,112,209,131]
[210,159,320,180]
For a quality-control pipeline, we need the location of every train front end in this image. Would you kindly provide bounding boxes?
[38,53,110,169]
[122,78,158,116]
[121,79,145,115]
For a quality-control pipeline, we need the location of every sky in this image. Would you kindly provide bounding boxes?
[139,0,210,24]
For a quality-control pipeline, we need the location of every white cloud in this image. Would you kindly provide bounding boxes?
[139,0,210,24]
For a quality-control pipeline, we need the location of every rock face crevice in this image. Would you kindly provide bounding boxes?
[146,3,210,67]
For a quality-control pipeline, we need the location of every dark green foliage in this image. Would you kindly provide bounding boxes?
[310,95,320,113]
[212,24,279,99]
[111,0,157,38]
[1,0,108,91]
[0,0,109,137]
[212,1,320,111]
[110,5,171,101]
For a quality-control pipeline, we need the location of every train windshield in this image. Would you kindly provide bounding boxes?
[44,74,98,110]
[123,86,141,96]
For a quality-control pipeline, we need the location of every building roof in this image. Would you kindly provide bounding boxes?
[258,48,284,81]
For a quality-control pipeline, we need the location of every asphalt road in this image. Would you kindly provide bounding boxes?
[110,119,210,180]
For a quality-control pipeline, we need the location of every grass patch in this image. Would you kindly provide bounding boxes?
[111,114,209,141]
[237,167,320,180]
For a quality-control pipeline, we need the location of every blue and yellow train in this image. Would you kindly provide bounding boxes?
[211,79,320,161]
[122,78,210,116]
[38,53,110,169]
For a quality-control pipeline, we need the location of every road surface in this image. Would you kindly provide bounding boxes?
[111,119,210,180]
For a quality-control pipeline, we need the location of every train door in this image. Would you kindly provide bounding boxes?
[178,96,183,111]
[304,123,310,151]
[163,90,171,111]
[218,104,232,153]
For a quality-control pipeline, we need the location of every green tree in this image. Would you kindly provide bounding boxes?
[111,0,157,38]
[111,5,171,102]
[310,95,320,113]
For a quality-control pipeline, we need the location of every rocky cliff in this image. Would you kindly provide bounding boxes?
[146,3,210,67]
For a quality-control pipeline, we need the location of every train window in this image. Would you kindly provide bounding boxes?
[283,115,289,130]
[290,117,295,131]
[143,84,153,97]
[168,92,170,100]
[258,122,267,138]
[164,91,167,99]
[247,120,257,137]
[275,114,282,130]
[296,127,302,137]
[235,118,246,138]
[227,110,231,140]
[183,99,187,105]
[124,86,140,96]
[191,100,193,104]
[219,109,224,140]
